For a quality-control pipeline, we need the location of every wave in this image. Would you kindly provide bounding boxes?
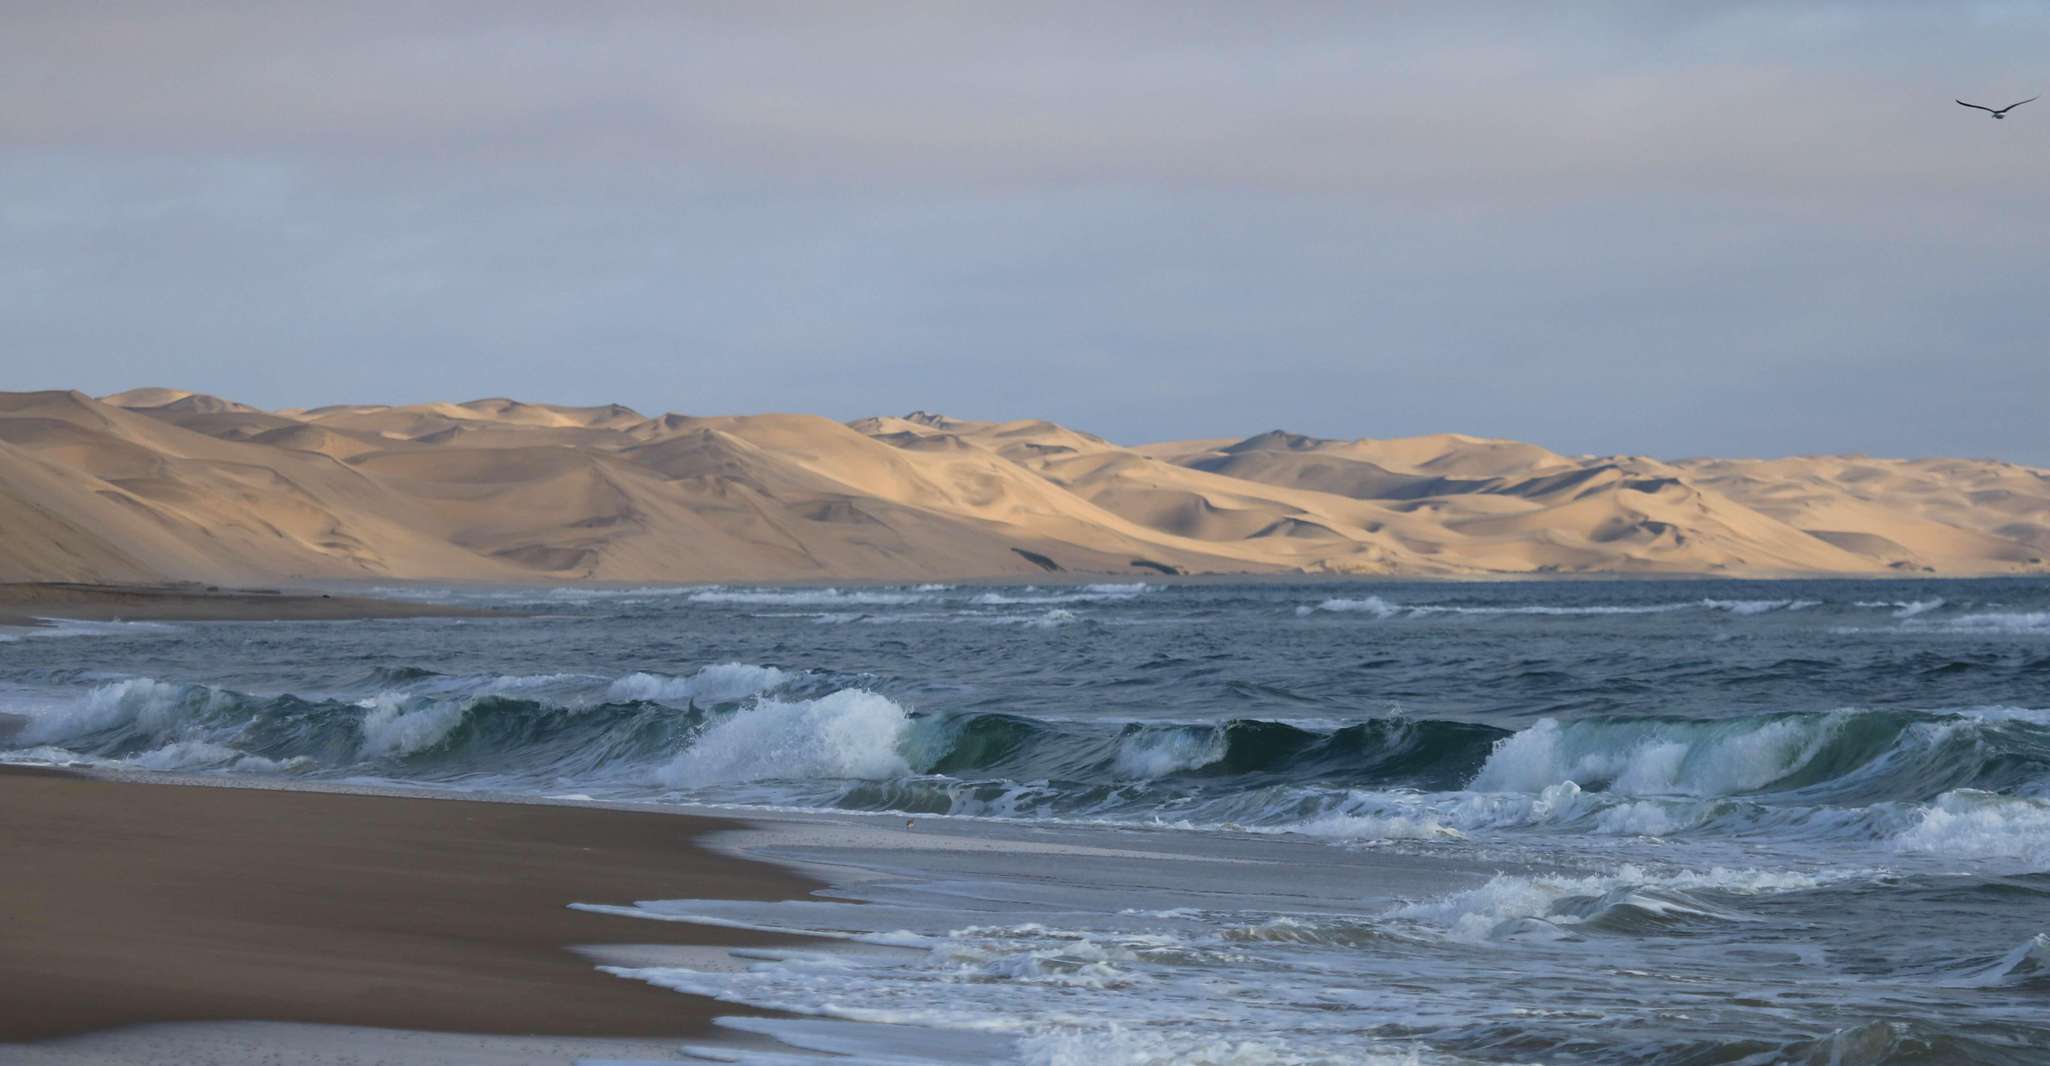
[1472,714,1845,797]
[848,706,2050,846]
[1936,933,2050,990]
[1471,707,2050,806]
[971,583,1151,606]
[0,618,185,642]
[1856,598,1945,618]
[1299,596,1402,618]
[321,663,793,707]
[2,678,1501,798]
[362,584,714,605]
[358,692,471,757]
[688,587,934,606]
[1389,863,1835,944]
[8,662,802,778]
[980,607,1083,629]
[1299,597,1823,619]
[658,689,913,786]
[683,583,1151,609]
[1890,790,2050,870]
[606,664,792,703]
[13,675,2049,864]
[1934,611,2050,635]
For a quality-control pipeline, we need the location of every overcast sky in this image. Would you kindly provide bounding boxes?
[3,3,2046,459]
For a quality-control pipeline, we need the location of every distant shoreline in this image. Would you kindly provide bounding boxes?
[0,581,523,630]
[0,569,2007,635]
[305,568,1993,594]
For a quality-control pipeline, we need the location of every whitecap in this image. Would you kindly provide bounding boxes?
[1111,727,1226,779]
[1391,863,1828,944]
[1891,790,2050,870]
[689,588,932,606]
[606,663,792,704]
[658,689,914,786]
[1468,715,1844,798]
[1304,596,1402,618]
[20,678,207,742]
[357,693,468,757]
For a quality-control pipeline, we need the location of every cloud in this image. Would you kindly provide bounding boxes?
[2,3,2046,460]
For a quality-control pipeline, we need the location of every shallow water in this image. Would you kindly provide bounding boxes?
[5,578,2049,1064]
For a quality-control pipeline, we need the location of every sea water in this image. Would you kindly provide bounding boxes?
[5,579,2048,1064]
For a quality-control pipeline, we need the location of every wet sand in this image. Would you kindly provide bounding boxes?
[0,768,818,1046]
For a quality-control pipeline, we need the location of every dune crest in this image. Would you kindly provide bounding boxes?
[0,389,2040,583]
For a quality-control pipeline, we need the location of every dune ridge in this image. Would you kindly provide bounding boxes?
[0,387,2041,584]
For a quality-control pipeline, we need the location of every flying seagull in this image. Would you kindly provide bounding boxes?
[1956,95,2039,119]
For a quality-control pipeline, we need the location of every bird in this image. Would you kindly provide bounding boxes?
[1956,95,2039,119]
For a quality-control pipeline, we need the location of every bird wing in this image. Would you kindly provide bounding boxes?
[1957,99,1998,112]
[1999,95,2041,113]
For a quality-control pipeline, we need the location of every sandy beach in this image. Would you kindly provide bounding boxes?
[0,767,817,1049]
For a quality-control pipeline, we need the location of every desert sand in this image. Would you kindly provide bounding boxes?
[0,388,2042,584]
[0,767,816,1044]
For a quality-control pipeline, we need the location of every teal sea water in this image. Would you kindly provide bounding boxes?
[5,579,2048,1064]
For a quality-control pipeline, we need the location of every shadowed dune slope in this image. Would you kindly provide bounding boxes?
[0,390,2038,583]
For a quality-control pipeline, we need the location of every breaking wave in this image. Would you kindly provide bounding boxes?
[13,672,2045,869]
[1389,863,1834,944]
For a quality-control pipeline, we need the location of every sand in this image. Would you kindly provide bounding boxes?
[0,386,2043,584]
[0,767,818,1047]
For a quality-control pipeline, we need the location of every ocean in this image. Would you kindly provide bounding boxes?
[5,578,2049,1064]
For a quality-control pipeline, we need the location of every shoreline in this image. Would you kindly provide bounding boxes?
[0,766,820,1049]
[312,569,2006,595]
[0,581,525,630]
[0,569,2012,635]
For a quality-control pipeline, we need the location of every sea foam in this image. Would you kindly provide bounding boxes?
[689,587,932,606]
[1469,715,1840,797]
[357,693,468,757]
[1891,790,2050,870]
[606,663,792,703]
[21,678,206,742]
[658,689,914,786]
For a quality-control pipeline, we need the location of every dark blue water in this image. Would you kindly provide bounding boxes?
[5,578,2047,1064]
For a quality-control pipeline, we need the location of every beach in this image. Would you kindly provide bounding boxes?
[0,767,815,1056]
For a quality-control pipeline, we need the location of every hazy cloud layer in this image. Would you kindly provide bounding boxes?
[4,3,2046,459]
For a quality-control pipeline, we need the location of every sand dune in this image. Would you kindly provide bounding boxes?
[0,387,2040,583]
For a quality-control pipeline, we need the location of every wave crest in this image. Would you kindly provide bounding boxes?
[659,689,913,786]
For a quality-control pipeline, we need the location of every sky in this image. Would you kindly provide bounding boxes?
[3,3,2046,460]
